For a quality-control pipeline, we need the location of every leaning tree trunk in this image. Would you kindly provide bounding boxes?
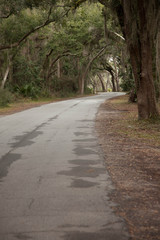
[1,54,11,89]
[97,73,106,92]
[1,65,10,89]
[113,57,120,92]
[80,45,107,95]
[120,0,159,119]
[108,70,116,92]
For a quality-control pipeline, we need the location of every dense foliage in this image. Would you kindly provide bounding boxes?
[0,0,128,100]
[0,0,159,119]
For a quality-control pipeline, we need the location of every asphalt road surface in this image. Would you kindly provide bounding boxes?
[0,92,129,240]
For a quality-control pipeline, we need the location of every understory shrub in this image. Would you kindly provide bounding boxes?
[0,89,13,107]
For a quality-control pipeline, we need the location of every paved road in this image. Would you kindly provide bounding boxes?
[0,93,129,240]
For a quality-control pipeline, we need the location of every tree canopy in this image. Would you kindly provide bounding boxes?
[0,0,159,119]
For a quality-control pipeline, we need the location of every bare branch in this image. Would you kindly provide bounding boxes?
[111,31,125,41]
[47,6,53,20]
[48,69,57,79]
[0,12,12,19]
[83,45,108,77]
[50,52,77,69]
[46,52,77,79]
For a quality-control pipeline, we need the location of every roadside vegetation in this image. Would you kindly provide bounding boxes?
[0,92,93,115]
[0,1,126,108]
[1,0,159,121]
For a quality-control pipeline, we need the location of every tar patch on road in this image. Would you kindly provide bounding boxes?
[0,153,21,180]
[70,178,99,188]
[57,165,105,178]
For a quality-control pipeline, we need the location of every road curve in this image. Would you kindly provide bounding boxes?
[0,92,129,240]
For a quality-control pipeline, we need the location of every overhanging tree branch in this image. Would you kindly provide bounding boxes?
[0,21,53,51]
[0,7,70,51]
[82,45,108,81]
[50,52,78,69]
[103,9,125,42]
[45,51,78,81]
[99,61,116,91]
[79,45,107,94]
[0,23,54,51]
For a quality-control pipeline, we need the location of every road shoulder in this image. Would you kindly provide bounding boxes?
[96,96,160,240]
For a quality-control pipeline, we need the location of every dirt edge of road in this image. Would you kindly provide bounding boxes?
[96,96,160,240]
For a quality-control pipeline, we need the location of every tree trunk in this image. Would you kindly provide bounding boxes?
[106,72,112,90]
[120,0,159,119]
[57,59,61,79]
[80,45,107,95]
[79,75,85,95]
[113,57,120,91]
[156,30,160,99]
[77,58,82,94]
[137,36,158,119]
[90,77,96,93]
[109,70,116,92]
[1,65,10,89]
[97,73,106,92]
[129,46,159,119]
